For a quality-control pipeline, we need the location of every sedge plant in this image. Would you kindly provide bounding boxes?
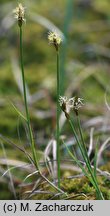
[12,2,104,199]
[48,31,62,188]
[13,3,39,171]
[59,96,104,200]
[12,3,66,196]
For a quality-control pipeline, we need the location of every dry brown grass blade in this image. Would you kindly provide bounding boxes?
[97,137,110,166]
[0,134,34,165]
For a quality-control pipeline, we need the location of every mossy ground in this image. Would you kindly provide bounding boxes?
[19,172,110,200]
[1,160,110,200]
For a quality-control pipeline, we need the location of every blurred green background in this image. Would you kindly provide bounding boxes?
[0,0,110,199]
[0,0,110,140]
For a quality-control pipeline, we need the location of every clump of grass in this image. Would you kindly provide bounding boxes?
[1,2,107,200]
[12,3,67,198]
[59,96,104,199]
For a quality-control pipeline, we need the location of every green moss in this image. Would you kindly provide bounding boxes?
[1,168,110,200]
[82,183,95,194]
[61,175,110,200]
[100,162,110,172]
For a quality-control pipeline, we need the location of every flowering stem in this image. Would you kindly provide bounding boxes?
[56,50,60,188]
[19,26,39,171]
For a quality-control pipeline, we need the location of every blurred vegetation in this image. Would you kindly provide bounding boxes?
[0,0,110,199]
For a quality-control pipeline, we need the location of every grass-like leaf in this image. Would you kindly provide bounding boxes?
[10,101,27,121]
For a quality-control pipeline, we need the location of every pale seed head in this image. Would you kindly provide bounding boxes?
[59,96,71,118]
[13,3,26,26]
[48,31,62,50]
[72,96,84,111]
[59,96,84,117]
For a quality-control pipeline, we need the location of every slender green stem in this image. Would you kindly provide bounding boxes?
[56,50,60,188]
[76,115,104,199]
[62,140,94,183]
[19,26,66,194]
[68,119,90,168]
[68,117,104,199]
[19,26,39,171]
